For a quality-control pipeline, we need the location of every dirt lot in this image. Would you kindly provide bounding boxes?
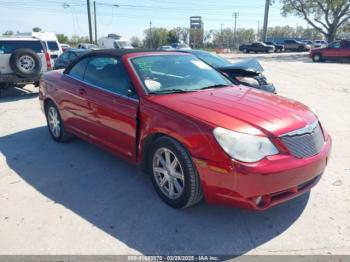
[0,54,349,256]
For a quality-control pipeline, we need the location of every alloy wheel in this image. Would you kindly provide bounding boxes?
[47,106,61,138]
[152,147,185,199]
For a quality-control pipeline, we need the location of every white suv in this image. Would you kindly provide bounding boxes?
[0,37,52,89]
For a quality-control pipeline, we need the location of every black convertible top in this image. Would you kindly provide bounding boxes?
[64,49,179,72]
[81,48,167,57]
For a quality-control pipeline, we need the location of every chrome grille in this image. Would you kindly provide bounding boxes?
[280,122,325,158]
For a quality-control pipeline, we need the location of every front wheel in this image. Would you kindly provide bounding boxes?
[148,137,203,208]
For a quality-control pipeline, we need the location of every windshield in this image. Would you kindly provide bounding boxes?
[177,44,189,48]
[193,51,231,68]
[131,55,231,94]
[118,41,133,48]
[47,41,59,51]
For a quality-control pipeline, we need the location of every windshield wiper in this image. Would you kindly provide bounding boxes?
[149,89,196,95]
[198,84,230,90]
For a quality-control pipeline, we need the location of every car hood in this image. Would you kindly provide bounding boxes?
[148,86,317,137]
[218,58,264,73]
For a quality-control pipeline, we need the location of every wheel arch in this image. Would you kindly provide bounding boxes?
[43,97,57,113]
[139,131,192,170]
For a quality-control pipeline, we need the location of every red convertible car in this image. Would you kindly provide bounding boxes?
[39,49,331,210]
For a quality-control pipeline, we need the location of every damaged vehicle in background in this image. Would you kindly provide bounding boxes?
[179,49,276,93]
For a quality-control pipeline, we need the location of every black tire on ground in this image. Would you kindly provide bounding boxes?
[10,48,42,78]
[148,136,203,208]
[312,53,323,62]
[297,46,304,52]
[45,101,72,142]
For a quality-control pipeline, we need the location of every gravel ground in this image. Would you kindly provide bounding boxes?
[0,54,349,256]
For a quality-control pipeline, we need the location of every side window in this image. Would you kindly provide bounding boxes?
[67,57,89,80]
[59,52,70,60]
[329,42,341,49]
[47,41,59,51]
[83,56,134,97]
[0,40,44,54]
[67,52,77,61]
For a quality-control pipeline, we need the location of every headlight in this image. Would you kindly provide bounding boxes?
[213,127,279,162]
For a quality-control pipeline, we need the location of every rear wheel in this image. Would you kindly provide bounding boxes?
[312,53,323,62]
[148,137,203,208]
[45,101,71,142]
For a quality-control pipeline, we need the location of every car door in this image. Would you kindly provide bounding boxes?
[81,55,139,161]
[58,57,93,139]
[323,41,343,59]
[345,41,350,58]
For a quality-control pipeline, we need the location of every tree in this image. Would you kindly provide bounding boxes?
[212,28,256,48]
[179,28,189,44]
[190,28,204,48]
[337,21,350,38]
[144,27,169,48]
[70,35,90,45]
[167,28,181,44]
[280,0,350,42]
[2,30,14,36]
[32,27,42,32]
[56,34,68,43]
[130,36,142,48]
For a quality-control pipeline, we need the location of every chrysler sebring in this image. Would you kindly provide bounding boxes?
[39,50,331,210]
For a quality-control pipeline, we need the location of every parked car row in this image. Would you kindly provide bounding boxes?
[239,39,312,53]
[39,49,331,210]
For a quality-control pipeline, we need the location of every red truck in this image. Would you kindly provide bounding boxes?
[310,39,350,62]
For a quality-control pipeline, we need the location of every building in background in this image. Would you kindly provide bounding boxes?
[190,16,204,48]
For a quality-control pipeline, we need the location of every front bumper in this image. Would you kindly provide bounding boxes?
[193,135,331,210]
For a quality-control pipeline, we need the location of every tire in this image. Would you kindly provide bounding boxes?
[243,49,248,53]
[10,48,42,78]
[312,54,322,62]
[297,46,304,52]
[45,101,71,142]
[148,136,203,208]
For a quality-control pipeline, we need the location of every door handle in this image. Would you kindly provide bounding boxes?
[77,88,86,95]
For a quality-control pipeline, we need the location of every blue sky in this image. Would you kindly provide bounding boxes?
[0,0,307,39]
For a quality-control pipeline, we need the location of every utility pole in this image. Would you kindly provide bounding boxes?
[149,21,152,49]
[86,0,93,43]
[233,12,239,48]
[93,1,97,44]
[220,24,224,48]
[262,0,270,42]
[257,20,260,40]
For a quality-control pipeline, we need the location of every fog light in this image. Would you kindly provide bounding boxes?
[255,196,263,206]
